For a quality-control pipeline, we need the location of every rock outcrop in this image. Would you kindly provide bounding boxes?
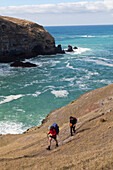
[0,16,64,63]
[65,45,78,52]
[10,61,37,67]
[73,46,78,49]
[66,45,73,52]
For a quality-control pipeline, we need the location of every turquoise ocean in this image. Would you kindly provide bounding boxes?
[0,25,113,134]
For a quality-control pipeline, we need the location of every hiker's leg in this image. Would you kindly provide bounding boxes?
[47,137,52,150]
[55,139,58,145]
[70,126,73,136]
[55,138,58,147]
[73,126,75,133]
[49,137,52,147]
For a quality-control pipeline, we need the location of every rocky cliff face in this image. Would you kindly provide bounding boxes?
[0,16,64,63]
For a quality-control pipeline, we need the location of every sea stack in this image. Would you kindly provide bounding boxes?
[0,16,64,63]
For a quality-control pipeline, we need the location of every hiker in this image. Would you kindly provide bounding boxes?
[70,116,77,136]
[47,126,58,150]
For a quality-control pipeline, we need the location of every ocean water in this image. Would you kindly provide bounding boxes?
[0,25,113,134]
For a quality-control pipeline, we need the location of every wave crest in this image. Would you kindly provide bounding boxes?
[51,90,69,98]
[65,47,91,55]
[0,121,26,134]
[0,94,23,105]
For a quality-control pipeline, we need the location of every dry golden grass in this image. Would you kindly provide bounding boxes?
[0,84,113,169]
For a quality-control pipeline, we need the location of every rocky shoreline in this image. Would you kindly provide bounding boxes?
[0,16,79,67]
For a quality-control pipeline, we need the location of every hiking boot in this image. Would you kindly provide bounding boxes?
[56,143,58,147]
[46,146,50,150]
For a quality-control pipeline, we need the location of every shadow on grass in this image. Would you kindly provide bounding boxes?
[77,128,90,134]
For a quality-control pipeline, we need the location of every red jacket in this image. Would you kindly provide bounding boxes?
[48,128,56,137]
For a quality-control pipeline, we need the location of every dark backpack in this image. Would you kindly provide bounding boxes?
[52,123,59,134]
[74,117,77,124]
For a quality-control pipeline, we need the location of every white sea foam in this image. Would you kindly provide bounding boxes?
[0,94,23,105]
[59,35,96,39]
[24,82,34,87]
[66,63,75,70]
[76,80,88,90]
[91,60,113,67]
[81,35,113,38]
[85,70,99,76]
[51,90,69,98]
[59,35,113,39]
[98,57,111,61]
[81,35,95,38]
[93,79,112,84]
[77,58,113,67]
[16,109,25,113]
[100,35,113,38]
[51,60,61,64]
[63,77,75,82]
[0,64,17,77]
[73,47,91,55]
[24,80,39,87]
[0,121,27,134]
[65,47,91,55]
[32,91,41,97]
[43,85,55,91]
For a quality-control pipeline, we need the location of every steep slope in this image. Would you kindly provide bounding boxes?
[0,84,113,169]
[0,16,64,62]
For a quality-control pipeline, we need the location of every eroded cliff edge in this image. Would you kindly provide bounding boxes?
[0,16,64,63]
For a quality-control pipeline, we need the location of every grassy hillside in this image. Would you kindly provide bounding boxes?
[0,84,113,169]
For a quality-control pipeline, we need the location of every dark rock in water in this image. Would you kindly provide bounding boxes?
[10,61,37,67]
[73,46,78,49]
[56,45,65,54]
[42,118,47,124]
[0,16,64,63]
[66,45,73,52]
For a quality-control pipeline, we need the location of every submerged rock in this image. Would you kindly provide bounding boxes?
[10,61,37,67]
[0,16,64,63]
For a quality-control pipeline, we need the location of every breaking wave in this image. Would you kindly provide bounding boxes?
[66,63,75,70]
[0,121,27,134]
[65,47,91,55]
[51,90,69,98]
[0,94,24,105]
[77,58,113,67]
[32,91,41,97]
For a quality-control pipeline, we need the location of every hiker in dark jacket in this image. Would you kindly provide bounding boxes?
[70,116,77,136]
[47,126,58,150]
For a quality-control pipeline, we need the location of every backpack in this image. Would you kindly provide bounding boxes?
[74,117,77,124]
[52,123,59,134]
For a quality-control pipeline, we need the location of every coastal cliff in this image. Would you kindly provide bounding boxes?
[0,16,64,63]
[0,84,113,169]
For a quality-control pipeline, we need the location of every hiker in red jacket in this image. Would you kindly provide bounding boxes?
[47,126,58,150]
